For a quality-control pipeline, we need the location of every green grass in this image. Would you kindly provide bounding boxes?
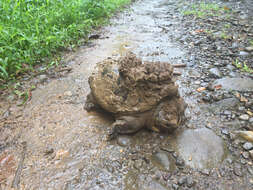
[0,0,131,82]
[233,59,253,74]
[182,2,227,18]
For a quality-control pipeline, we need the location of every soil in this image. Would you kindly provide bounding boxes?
[0,0,253,189]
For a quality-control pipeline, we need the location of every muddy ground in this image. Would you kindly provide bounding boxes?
[0,0,253,189]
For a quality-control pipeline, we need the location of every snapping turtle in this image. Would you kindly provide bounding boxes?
[85,52,186,139]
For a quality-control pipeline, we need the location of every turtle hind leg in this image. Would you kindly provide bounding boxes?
[107,116,145,140]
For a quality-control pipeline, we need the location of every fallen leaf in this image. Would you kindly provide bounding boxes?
[223,6,230,11]
[195,29,204,33]
[197,87,206,92]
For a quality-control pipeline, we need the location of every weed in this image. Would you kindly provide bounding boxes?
[182,2,226,18]
[233,59,253,73]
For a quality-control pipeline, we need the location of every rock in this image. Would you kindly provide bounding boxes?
[228,72,240,78]
[249,150,253,159]
[175,157,185,168]
[239,114,249,121]
[55,149,69,160]
[172,184,179,190]
[249,118,253,123]
[186,177,195,187]
[117,136,132,147]
[175,128,225,169]
[242,152,249,159]
[201,169,210,176]
[212,78,253,92]
[152,151,172,171]
[243,142,253,150]
[39,74,47,82]
[239,51,250,57]
[245,46,253,52]
[209,68,222,78]
[204,98,239,113]
[247,166,253,175]
[178,176,187,186]
[64,91,72,96]
[142,180,169,190]
[226,64,235,71]
[235,131,253,142]
[233,163,242,176]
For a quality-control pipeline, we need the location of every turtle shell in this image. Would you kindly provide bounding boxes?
[88,52,179,115]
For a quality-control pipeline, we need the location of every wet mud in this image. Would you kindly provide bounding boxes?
[1,0,253,189]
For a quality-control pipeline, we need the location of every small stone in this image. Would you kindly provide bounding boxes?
[44,148,54,156]
[175,158,185,167]
[245,46,253,52]
[238,106,245,111]
[239,114,249,121]
[172,184,179,190]
[241,158,247,165]
[178,176,187,186]
[201,169,210,176]
[239,51,250,57]
[209,68,223,78]
[223,110,232,115]
[186,177,195,187]
[233,164,242,176]
[221,129,229,135]
[117,136,132,147]
[39,74,47,82]
[249,118,253,123]
[55,149,69,160]
[247,166,253,175]
[64,91,72,96]
[242,152,249,159]
[249,150,253,159]
[194,81,201,85]
[243,142,253,150]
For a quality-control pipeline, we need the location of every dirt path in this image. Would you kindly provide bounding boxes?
[1,0,253,189]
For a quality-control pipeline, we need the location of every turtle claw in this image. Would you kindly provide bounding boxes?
[107,129,118,141]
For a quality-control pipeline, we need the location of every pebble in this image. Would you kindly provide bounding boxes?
[186,177,195,187]
[242,142,253,150]
[221,129,229,136]
[201,169,210,176]
[209,68,223,78]
[175,158,185,168]
[247,166,253,175]
[39,74,47,82]
[194,81,201,85]
[64,91,72,97]
[239,51,250,57]
[249,150,253,159]
[178,176,187,186]
[242,152,249,159]
[249,118,253,123]
[172,184,179,190]
[239,114,249,121]
[117,136,132,147]
[233,163,242,176]
[245,46,253,52]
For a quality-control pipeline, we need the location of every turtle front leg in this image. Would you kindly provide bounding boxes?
[84,93,100,111]
[107,116,145,140]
